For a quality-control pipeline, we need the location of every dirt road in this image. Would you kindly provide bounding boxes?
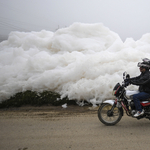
[0,105,150,150]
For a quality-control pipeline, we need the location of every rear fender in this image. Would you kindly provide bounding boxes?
[102,100,124,116]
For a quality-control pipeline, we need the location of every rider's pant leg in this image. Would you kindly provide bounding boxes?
[133,92,150,112]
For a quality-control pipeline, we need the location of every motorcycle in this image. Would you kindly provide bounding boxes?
[98,72,150,126]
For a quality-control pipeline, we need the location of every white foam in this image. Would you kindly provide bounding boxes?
[0,22,150,103]
[62,103,67,108]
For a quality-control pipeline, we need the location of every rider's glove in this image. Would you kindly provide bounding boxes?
[124,79,131,87]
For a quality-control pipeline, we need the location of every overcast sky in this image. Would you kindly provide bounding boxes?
[0,0,150,41]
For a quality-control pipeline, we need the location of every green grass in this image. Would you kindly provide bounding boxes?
[0,90,77,108]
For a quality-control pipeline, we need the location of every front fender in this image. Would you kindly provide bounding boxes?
[102,100,124,116]
[103,100,115,106]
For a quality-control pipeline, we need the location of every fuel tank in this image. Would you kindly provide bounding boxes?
[125,90,139,99]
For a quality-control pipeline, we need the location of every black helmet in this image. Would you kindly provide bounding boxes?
[137,58,150,69]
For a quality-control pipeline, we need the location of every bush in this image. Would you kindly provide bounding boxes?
[0,90,76,108]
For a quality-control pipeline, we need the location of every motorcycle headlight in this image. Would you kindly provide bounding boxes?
[112,90,116,96]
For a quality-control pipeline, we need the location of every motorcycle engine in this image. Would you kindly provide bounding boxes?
[130,101,135,110]
[129,101,136,115]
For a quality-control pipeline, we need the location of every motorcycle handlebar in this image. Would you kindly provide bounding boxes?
[123,80,130,87]
[122,72,131,87]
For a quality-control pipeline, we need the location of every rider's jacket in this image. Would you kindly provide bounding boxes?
[130,70,150,93]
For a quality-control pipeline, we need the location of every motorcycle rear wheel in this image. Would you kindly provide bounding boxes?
[98,103,122,126]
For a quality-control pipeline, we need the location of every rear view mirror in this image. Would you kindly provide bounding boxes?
[126,74,130,79]
[123,72,127,80]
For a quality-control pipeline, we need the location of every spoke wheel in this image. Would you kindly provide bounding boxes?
[98,103,122,126]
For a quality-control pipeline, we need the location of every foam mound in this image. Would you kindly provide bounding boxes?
[0,22,150,104]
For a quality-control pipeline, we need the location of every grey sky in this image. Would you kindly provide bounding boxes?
[0,0,150,41]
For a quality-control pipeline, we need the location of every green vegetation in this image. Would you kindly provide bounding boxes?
[0,90,77,108]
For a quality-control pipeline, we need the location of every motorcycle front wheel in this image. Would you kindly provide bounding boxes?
[98,103,122,126]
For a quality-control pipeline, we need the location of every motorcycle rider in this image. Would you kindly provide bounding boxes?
[127,58,150,117]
